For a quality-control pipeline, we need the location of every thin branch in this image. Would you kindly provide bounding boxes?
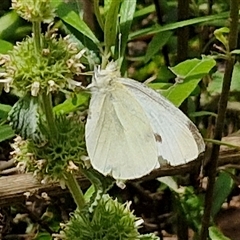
[200,1,239,239]
[0,148,239,207]
[153,0,170,66]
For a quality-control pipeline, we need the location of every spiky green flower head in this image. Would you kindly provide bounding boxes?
[0,31,85,96]
[64,194,141,240]
[11,114,87,184]
[11,0,55,22]
[63,194,160,240]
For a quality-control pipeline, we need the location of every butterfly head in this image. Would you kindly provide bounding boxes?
[87,61,121,91]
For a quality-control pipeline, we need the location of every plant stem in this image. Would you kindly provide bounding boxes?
[32,21,58,137]
[41,92,58,138]
[31,14,85,213]
[32,21,41,54]
[200,1,239,239]
[65,172,86,210]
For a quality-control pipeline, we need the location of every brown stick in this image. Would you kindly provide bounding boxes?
[0,147,239,207]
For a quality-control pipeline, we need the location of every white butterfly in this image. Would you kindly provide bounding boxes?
[85,62,205,180]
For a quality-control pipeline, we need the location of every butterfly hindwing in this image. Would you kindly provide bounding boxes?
[119,77,205,166]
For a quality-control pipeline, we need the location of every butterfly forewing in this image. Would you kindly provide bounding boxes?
[86,80,159,179]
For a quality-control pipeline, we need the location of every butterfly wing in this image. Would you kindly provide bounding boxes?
[85,82,159,179]
[119,78,205,166]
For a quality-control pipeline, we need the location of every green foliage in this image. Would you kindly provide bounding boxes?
[0,124,15,142]
[53,0,100,48]
[144,31,173,63]
[208,62,240,94]
[0,39,13,53]
[164,57,216,106]
[53,92,90,115]
[104,0,121,51]
[214,27,230,50]
[211,171,234,217]
[118,0,137,68]
[8,95,43,142]
[130,11,229,40]
[0,103,11,120]
[158,171,235,238]
[209,226,231,240]
[0,11,31,42]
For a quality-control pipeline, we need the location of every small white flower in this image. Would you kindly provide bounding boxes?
[42,48,50,56]
[134,218,144,227]
[31,81,40,96]
[75,49,86,59]
[81,155,91,169]
[116,180,126,189]
[67,78,83,89]
[67,160,79,171]
[66,59,74,68]
[0,77,13,93]
[48,80,58,92]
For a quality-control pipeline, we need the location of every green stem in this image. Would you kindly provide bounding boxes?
[65,172,85,210]
[32,21,41,54]
[42,92,57,138]
[101,47,111,69]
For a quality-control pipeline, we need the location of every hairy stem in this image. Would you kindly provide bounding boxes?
[65,172,86,210]
[32,21,41,54]
[41,92,58,138]
[200,1,239,239]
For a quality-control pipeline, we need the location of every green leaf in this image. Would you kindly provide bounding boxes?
[209,226,231,240]
[104,0,121,51]
[144,31,173,63]
[231,49,240,55]
[162,78,201,107]
[0,40,13,53]
[0,11,19,39]
[134,4,155,18]
[34,232,52,240]
[54,1,100,46]
[189,111,218,118]
[169,57,216,80]
[214,27,229,48]
[148,82,173,90]
[8,95,42,142]
[0,124,15,142]
[157,176,178,192]
[130,11,229,40]
[0,103,12,120]
[208,62,240,94]
[156,65,175,82]
[163,57,216,106]
[84,185,95,202]
[117,0,136,67]
[211,171,233,217]
[53,92,89,114]
[139,233,160,240]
